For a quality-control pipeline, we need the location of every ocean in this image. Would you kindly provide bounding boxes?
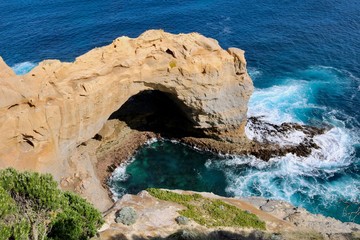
[1,0,359,223]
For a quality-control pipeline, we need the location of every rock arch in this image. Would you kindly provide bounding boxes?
[0,30,253,178]
[108,90,205,138]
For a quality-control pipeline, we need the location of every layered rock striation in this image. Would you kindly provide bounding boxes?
[0,30,253,179]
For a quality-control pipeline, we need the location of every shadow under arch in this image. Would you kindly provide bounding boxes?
[109,90,206,138]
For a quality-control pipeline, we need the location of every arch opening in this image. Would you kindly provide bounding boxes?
[109,90,206,138]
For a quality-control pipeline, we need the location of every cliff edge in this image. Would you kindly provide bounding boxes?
[0,30,253,178]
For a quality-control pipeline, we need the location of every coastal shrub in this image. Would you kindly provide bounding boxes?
[48,192,104,240]
[0,168,103,240]
[147,188,266,230]
[115,206,138,225]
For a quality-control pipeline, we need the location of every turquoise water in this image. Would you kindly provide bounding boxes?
[110,66,360,224]
[2,0,359,224]
[109,140,228,197]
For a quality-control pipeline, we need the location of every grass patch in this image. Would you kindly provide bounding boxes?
[147,188,266,230]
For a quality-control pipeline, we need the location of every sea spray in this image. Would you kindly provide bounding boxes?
[11,61,37,75]
[110,65,360,223]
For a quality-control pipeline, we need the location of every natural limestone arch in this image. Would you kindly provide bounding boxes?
[0,30,253,180]
[107,89,202,137]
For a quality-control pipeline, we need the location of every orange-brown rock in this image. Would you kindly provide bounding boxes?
[0,30,253,208]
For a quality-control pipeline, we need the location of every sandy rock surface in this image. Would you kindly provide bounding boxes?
[0,30,252,179]
[96,190,360,240]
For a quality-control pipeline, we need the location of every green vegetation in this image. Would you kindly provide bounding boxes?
[147,188,266,230]
[0,168,103,240]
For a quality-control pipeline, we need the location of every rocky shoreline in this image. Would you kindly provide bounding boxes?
[94,189,360,240]
[82,117,360,240]
[59,120,157,212]
[82,115,329,211]
[182,116,328,161]
[56,105,346,240]
[0,30,358,239]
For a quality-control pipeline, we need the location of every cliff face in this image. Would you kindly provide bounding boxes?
[0,30,253,178]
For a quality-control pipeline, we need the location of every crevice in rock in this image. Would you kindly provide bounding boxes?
[24,139,34,148]
[93,134,103,141]
[20,134,36,151]
[26,101,35,108]
[165,48,176,58]
[8,104,19,109]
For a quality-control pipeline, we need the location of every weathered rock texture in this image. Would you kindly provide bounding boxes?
[96,190,360,240]
[0,30,252,178]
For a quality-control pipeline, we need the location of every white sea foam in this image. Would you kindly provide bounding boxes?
[311,127,355,165]
[234,123,358,208]
[206,144,359,208]
[11,61,37,75]
[108,157,136,200]
[223,66,360,211]
[145,137,158,145]
[247,82,307,124]
[245,118,308,146]
[248,67,262,80]
[108,66,360,219]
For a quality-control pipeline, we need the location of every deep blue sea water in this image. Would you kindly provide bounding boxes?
[1,1,359,223]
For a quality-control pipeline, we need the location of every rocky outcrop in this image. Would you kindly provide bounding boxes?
[0,57,15,78]
[0,30,253,181]
[96,190,360,240]
[0,30,330,217]
[242,197,360,237]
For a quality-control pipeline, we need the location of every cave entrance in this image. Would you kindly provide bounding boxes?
[109,90,204,138]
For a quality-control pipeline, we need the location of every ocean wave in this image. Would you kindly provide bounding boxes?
[205,15,233,36]
[238,65,360,220]
[11,61,37,75]
[108,158,134,200]
[247,67,262,80]
[310,65,360,82]
[145,137,158,145]
[109,65,360,222]
[247,81,312,124]
[205,141,360,220]
[247,65,360,126]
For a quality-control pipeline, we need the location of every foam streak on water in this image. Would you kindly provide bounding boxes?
[111,66,360,223]
[2,0,360,225]
[11,61,37,75]
[109,161,131,200]
[233,66,360,222]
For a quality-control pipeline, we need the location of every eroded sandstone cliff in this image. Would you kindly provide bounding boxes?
[0,30,253,179]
